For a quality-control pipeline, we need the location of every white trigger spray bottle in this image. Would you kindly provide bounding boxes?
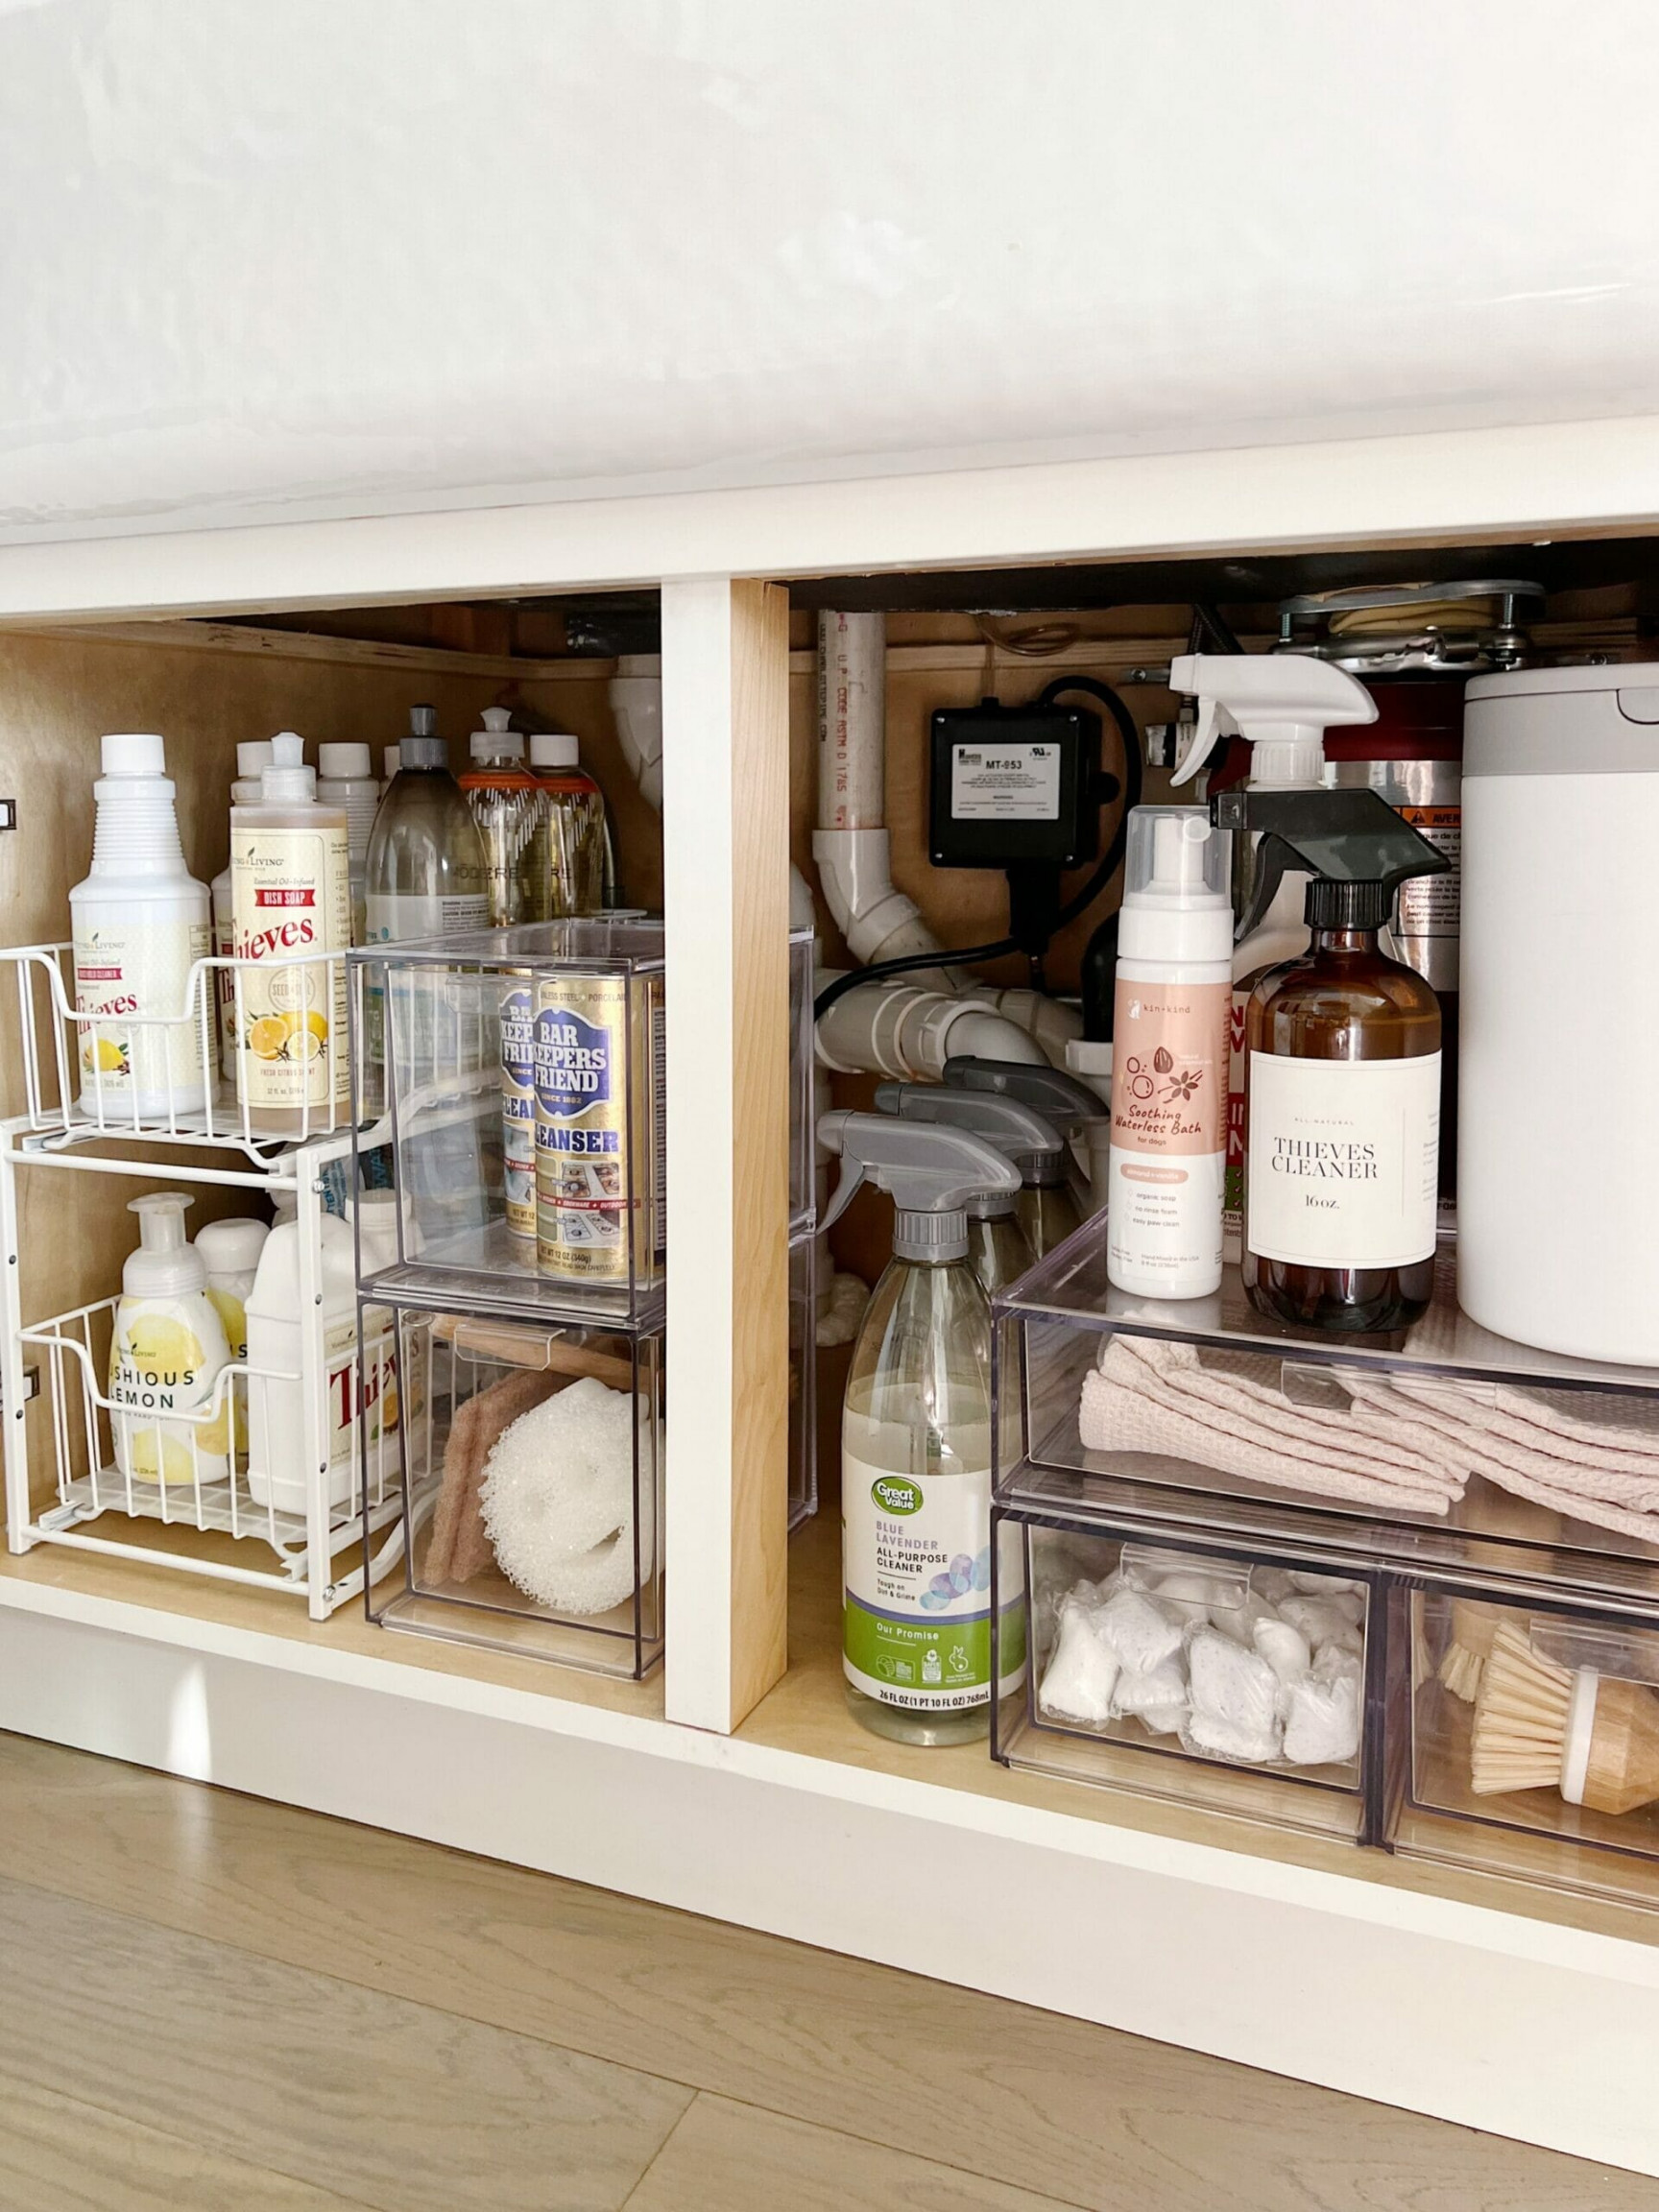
[1166,655,1378,1232]
[819,1110,1024,1747]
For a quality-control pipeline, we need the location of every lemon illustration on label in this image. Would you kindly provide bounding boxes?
[124,1313,204,1377]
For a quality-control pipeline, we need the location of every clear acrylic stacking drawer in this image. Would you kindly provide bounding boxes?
[995,1226,1659,1612]
[1389,1583,1659,1910]
[365,1299,664,1679]
[993,1507,1381,1841]
[349,920,665,1326]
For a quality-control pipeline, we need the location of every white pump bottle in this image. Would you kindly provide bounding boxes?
[1166,656,1378,1233]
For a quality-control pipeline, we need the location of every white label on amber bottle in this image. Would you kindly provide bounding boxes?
[1246,1051,1440,1270]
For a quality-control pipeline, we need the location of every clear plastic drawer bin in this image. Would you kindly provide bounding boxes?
[995,1229,1659,1611]
[992,1506,1381,1842]
[349,920,665,1326]
[1390,1583,1659,1911]
[365,1300,664,1679]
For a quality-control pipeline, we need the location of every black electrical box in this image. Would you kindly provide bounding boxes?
[927,700,1096,870]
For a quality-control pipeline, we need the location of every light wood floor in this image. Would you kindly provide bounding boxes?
[0,1733,1651,2211]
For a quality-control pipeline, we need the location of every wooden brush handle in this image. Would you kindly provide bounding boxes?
[1583,1675,1659,1817]
[433,1314,636,1389]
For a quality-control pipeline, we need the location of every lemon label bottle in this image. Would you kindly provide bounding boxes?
[230,733,351,1132]
[108,1194,232,1488]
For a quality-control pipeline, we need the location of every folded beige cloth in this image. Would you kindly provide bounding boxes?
[424,1367,560,1586]
[1079,1336,1464,1515]
[1080,1328,1659,1546]
[1346,1370,1659,1545]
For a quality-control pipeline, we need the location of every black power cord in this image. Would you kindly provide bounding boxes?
[813,675,1142,1022]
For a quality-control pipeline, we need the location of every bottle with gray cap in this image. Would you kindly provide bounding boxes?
[874,1082,1060,1295]
[820,1109,1024,1747]
[942,1055,1106,1258]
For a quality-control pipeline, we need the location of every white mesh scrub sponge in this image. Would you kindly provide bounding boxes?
[478,1376,655,1617]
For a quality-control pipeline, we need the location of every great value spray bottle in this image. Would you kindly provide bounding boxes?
[819,1111,1023,1747]
[1106,807,1233,1299]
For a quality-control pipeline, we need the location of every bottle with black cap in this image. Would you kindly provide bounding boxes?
[1217,785,1450,1332]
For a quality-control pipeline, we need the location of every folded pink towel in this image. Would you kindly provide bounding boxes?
[1078,1335,1463,1515]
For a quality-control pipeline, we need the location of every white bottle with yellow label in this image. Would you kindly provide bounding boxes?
[70,733,213,1123]
[230,733,351,1134]
[108,1194,232,1487]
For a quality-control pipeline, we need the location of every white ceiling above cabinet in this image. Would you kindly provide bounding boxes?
[4,0,1659,543]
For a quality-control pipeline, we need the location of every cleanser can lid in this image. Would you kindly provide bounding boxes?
[101,733,167,778]
[531,731,579,768]
[318,742,373,779]
[194,1216,271,1278]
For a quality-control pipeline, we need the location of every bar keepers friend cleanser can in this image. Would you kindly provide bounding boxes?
[533,971,665,1290]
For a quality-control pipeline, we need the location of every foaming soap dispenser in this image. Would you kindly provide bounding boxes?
[108,1193,232,1487]
[1168,655,1378,1230]
[819,1110,1022,1749]
[1107,806,1233,1300]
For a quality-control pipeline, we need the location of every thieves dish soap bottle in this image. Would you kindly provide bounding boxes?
[1219,787,1450,1333]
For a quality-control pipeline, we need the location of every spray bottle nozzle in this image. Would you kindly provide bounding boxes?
[1213,785,1450,944]
[819,1109,1019,1262]
[1166,653,1377,789]
[874,1082,1061,1197]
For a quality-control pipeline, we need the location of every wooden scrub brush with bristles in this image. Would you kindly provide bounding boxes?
[1437,1599,1503,1703]
[1471,1622,1659,1816]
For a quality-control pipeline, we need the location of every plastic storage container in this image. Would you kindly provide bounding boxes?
[1390,1583,1659,1910]
[994,1226,1659,1612]
[992,1508,1381,1842]
[364,1301,664,1678]
[789,1229,818,1530]
[349,919,666,1324]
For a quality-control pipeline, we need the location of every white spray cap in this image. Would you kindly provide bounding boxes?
[531,731,579,769]
[259,732,315,804]
[194,1215,270,1280]
[1166,654,1377,790]
[100,733,167,778]
[318,742,373,780]
[1118,806,1233,964]
[122,1192,205,1298]
[236,740,275,781]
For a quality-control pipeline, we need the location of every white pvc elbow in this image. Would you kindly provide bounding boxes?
[953,983,1084,1068]
[815,975,1045,1083]
[811,826,958,981]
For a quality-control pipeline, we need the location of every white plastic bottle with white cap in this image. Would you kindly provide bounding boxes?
[70,733,213,1121]
[1166,656,1377,1235]
[316,742,381,943]
[209,740,275,1083]
[108,1193,232,1487]
[1107,807,1234,1299]
[529,727,610,916]
[229,733,351,1132]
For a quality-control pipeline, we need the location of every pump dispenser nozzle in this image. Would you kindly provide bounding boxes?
[1214,785,1450,942]
[820,1109,1019,1262]
[1167,653,1377,790]
[123,1192,204,1297]
[874,1084,1060,1217]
